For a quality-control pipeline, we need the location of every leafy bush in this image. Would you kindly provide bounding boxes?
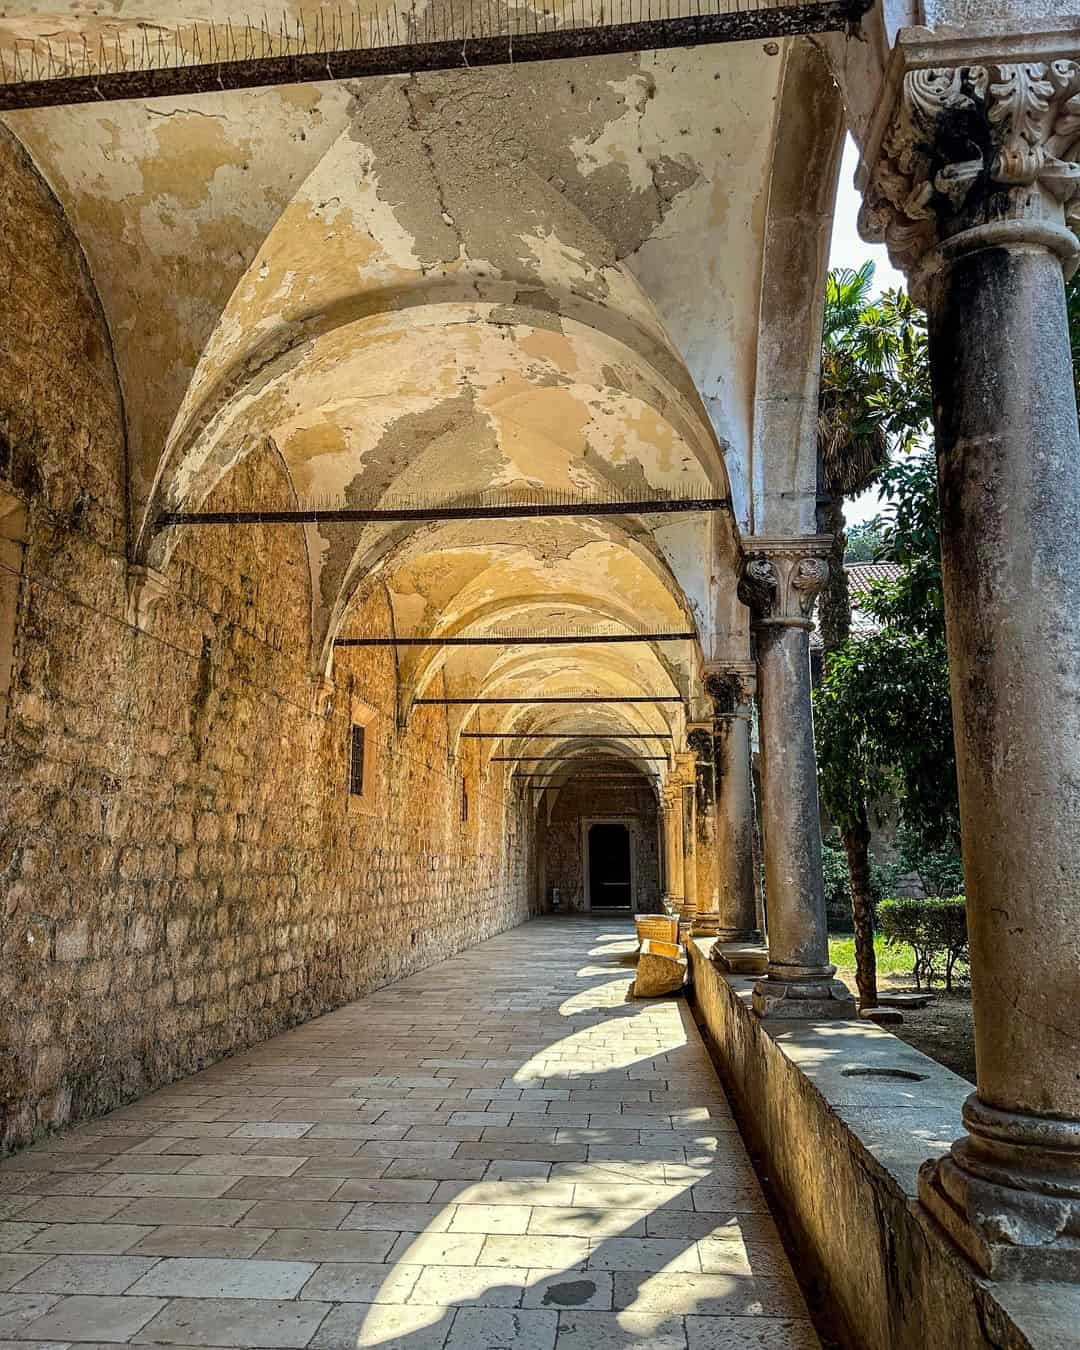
[878,896,969,990]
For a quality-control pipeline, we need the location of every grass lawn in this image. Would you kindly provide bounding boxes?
[829,934,915,977]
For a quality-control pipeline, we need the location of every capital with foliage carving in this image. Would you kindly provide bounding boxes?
[703,663,756,718]
[736,538,831,630]
[859,26,1080,297]
[686,727,713,758]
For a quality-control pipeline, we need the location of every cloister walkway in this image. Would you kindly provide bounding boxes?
[0,918,818,1349]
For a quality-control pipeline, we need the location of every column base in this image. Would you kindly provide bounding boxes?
[691,911,721,938]
[751,963,855,1020]
[918,1094,1080,1281]
[710,935,768,975]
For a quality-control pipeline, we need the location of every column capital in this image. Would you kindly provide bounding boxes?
[858,22,1080,301]
[703,662,756,717]
[686,726,714,758]
[737,537,831,631]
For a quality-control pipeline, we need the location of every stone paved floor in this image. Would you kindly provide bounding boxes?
[0,918,819,1349]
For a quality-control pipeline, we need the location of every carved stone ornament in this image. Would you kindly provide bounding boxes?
[736,539,831,628]
[703,664,755,717]
[860,40,1080,293]
[686,727,713,758]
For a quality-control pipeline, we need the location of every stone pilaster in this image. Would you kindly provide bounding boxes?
[738,540,854,1020]
[859,22,1080,1281]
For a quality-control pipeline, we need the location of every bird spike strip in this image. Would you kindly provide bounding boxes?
[0,0,873,111]
[155,483,729,530]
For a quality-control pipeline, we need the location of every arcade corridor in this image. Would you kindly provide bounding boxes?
[0,919,816,1349]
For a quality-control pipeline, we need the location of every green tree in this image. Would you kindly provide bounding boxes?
[843,518,886,563]
[815,264,932,1008]
[816,448,960,1002]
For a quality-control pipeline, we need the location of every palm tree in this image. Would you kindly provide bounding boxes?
[816,263,930,1009]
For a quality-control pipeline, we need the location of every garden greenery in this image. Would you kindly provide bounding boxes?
[878,896,969,991]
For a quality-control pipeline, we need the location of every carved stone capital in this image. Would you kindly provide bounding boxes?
[736,538,831,630]
[859,25,1080,297]
[686,727,713,758]
[703,662,756,717]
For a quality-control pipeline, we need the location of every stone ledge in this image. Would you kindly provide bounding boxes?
[687,939,1080,1350]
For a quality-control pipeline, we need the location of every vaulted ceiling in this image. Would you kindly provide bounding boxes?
[2,5,846,773]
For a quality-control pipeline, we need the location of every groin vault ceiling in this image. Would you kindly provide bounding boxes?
[1,4,845,770]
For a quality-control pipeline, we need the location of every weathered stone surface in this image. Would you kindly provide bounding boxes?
[631,940,686,998]
[687,941,1080,1350]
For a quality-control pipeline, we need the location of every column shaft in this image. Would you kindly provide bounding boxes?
[714,707,758,942]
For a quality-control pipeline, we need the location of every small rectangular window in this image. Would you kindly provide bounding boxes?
[461,778,469,823]
[349,724,366,796]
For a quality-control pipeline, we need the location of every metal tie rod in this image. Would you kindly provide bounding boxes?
[462,731,671,739]
[336,632,695,647]
[415,695,682,705]
[492,755,669,763]
[0,4,873,114]
[156,497,728,528]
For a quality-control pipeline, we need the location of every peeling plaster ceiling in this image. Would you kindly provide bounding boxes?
[1,7,843,769]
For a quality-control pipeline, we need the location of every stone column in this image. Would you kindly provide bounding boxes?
[703,666,760,959]
[687,727,720,936]
[662,782,684,912]
[738,541,854,1019]
[675,752,697,925]
[859,28,1080,1279]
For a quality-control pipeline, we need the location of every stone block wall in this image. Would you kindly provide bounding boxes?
[538,782,661,913]
[0,126,532,1154]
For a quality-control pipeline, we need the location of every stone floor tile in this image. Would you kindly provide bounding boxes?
[0,1257,52,1292]
[479,1236,588,1270]
[554,1310,688,1349]
[298,1263,421,1304]
[310,1302,453,1350]
[444,1306,558,1350]
[587,1238,701,1274]
[108,1202,254,1229]
[613,1272,810,1319]
[522,1271,612,1311]
[527,1209,647,1240]
[447,1205,531,1235]
[229,1124,313,1139]
[339,1204,451,1233]
[407,1265,526,1308]
[14,1201,131,1226]
[13,1257,159,1296]
[382,1160,486,1182]
[221,1177,344,1202]
[235,1203,351,1230]
[22,1295,165,1343]
[484,1162,554,1181]
[0,1294,62,1337]
[684,1315,820,1349]
[21,1227,156,1256]
[0,1226,47,1253]
[133,1296,330,1347]
[330,1180,436,1204]
[255,1230,396,1263]
[126,1228,274,1259]
[385,1232,485,1266]
[94,1177,237,1201]
[126,1257,315,1300]
[175,1157,304,1178]
[570,1184,693,1212]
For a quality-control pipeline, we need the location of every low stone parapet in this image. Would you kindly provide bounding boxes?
[686,939,1079,1350]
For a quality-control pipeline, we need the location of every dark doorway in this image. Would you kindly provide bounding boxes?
[588,823,632,909]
